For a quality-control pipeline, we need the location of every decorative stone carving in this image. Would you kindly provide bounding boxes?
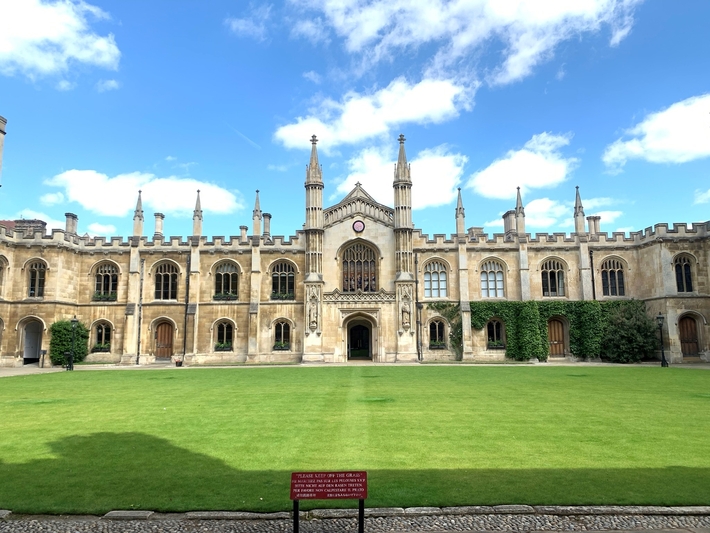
[307,285,319,331]
[323,288,395,303]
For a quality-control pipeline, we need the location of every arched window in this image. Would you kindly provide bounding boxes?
[94,263,118,301]
[429,320,446,349]
[274,320,290,350]
[154,262,178,300]
[480,260,505,298]
[486,319,505,349]
[214,262,239,300]
[674,255,693,292]
[601,258,625,296]
[28,261,46,297]
[541,259,565,297]
[215,321,234,351]
[92,322,112,352]
[271,262,295,300]
[342,242,377,292]
[424,261,447,298]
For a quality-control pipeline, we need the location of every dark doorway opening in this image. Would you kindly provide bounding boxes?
[348,324,371,360]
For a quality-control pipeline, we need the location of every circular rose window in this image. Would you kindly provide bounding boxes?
[353,220,365,233]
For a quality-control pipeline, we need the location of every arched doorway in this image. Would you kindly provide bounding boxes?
[154,322,174,361]
[548,318,566,357]
[678,316,699,357]
[348,321,371,360]
[23,320,43,365]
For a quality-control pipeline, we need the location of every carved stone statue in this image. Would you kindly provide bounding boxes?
[308,297,318,330]
[401,299,411,329]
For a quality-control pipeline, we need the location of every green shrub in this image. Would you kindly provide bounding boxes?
[600,300,658,363]
[49,320,90,366]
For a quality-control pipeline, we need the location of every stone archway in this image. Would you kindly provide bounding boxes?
[23,320,43,365]
[342,314,378,361]
[678,316,700,357]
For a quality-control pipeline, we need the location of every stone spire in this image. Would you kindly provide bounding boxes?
[192,189,203,236]
[515,187,525,235]
[252,189,262,237]
[393,133,413,278]
[305,134,324,281]
[132,190,144,237]
[574,186,586,234]
[0,115,7,182]
[394,133,411,183]
[306,134,322,184]
[455,187,465,235]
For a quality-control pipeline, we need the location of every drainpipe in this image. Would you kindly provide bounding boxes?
[182,254,191,363]
[414,252,422,361]
[136,259,145,364]
[589,249,596,301]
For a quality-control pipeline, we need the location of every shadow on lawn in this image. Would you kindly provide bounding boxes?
[1,432,709,514]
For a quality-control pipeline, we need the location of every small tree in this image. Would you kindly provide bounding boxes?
[49,320,90,366]
[600,301,658,363]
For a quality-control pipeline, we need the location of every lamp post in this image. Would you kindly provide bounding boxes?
[70,315,78,371]
[656,313,668,367]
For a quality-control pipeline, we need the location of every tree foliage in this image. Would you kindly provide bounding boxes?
[600,300,658,363]
[49,320,90,366]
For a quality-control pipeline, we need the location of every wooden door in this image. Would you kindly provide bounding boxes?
[155,322,174,358]
[679,317,699,356]
[548,319,565,357]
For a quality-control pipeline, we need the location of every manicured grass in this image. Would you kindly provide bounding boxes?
[1,366,709,513]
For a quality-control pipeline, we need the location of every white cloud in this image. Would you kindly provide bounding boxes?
[96,78,119,92]
[603,93,710,172]
[267,164,288,172]
[694,189,710,204]
[290,0,642,85]
[467,132,578,200]
[275,76,469,153]
[0,0,120,78]
[594,210,623,224]
[55,79,75,91]
[40,191,65,205]
[44,170,245,217]
[333,144,467,210]
[225,5,272,41]
[87,222,116,236]
[291,18,328,44]
[165,155,177,162]
[302,70,322,84]
[14,209,65,231]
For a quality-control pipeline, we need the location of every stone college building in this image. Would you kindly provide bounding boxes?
[0,116,708,366]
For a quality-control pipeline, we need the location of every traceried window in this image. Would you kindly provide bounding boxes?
[271,262,295,300]
[480,260,505,298]
[94,263,118,301]
[541,259,565,297]
[93,322,111,352]
[342,242,377,293]
[601,258,625,297]
[487,319,505,349]
[424,261,448,298]
[28,261,46,298]
[154,262,178,300]
[215,262,239,300]
[674,255,693,293]
[215,321,234,351]
[429,320,446,349]
[274,320,290,350]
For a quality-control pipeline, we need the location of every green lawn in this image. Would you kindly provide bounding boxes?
[1,366,709,513]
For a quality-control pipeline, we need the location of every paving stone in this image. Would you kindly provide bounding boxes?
[493,504,535,514]
[404,507,441,515]
[309,509,359,519]
[364,507,405,517]
[103,511,154,520]
[0,511,11,520]
[184,511,290,520]
[442,506,495,514]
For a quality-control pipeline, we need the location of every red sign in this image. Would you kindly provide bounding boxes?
[290,471,367,500]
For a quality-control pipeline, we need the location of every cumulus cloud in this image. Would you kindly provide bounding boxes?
[0,0,120,78]
[87,222,116,236]
[275,77,469,153]
[332,144,467,210]
[694,189,710,204]
[225,4,272,41]
[44,170,245,217]
[96,78,120,92]
[290,0,642,85]
[13,209,65,231]
[40,191,65,205]
[603,93,710,172]
[467,132,578,200]
[55,79,75,91]
[302,70,322,84]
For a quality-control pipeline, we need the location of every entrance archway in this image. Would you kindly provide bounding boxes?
[348,321,372,360]
[679,316,699,357]
[548,318,566,357]
[154,322,174,360]
[23,320,43,365]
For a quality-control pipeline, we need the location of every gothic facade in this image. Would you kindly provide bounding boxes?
[0,118,708,366]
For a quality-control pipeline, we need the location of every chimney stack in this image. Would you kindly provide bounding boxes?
[154,213,164,239]
[587,215,601,236]
[239,225,248,244]
[0,115,6,181]
[65,212,78,235]
[263,213,272,238]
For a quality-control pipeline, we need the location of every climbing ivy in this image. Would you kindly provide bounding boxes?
[469,300,654,362]
[427,302,462,360]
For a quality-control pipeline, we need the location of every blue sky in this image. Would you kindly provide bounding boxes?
[0,0,709,239]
